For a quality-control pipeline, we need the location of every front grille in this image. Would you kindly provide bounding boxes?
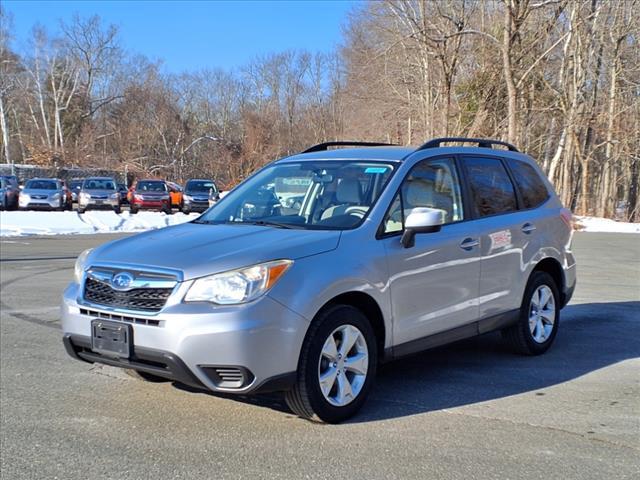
[83,278,172,312]
[79,308,161,327]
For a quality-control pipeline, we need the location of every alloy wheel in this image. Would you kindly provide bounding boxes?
[317,324,369,407]
[528,285,556,343]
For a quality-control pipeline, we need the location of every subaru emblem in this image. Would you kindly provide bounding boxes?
[111,272,134,291]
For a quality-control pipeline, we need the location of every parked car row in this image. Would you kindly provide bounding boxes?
[1,175,219,214]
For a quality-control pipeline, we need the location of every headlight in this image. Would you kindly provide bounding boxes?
[19,193,30,202]
[79,192,90,200]
[184,195,193,202]
[184,259,293,305]
[110,192,119,199]
[74,248,93,283]
[51,192,61,199]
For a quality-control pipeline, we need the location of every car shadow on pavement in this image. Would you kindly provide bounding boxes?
[174,301,640,422]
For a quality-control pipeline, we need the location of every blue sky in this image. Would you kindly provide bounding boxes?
[4,0,359,72]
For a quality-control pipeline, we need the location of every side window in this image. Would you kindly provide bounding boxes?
[509,160,549,209]
[382,158,464,234]
[464,156,517,217]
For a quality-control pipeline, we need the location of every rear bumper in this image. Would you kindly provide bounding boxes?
[561,262,577,308]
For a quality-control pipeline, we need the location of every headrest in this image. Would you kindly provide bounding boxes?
[405,179,432,207]
[336,178,362,204]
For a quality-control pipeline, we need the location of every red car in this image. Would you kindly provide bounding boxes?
[128,179,172,214]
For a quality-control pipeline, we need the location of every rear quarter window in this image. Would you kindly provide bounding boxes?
[509,160,550,209]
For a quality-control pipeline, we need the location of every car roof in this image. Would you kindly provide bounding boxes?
[280,146,415,163]
[28,177,61,182]
[83,176,115,181]
[280,143,535,165]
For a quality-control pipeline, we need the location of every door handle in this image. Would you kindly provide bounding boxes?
[522,223,536,234]
[460,238,479,250]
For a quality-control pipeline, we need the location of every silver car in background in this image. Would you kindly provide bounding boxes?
[0,175,20,210]
[62,138,576,423]
[19,178,71,211]
[78,177,122,214]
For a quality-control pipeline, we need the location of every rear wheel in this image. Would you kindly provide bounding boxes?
[77,206,86,214]
[285,304,377,423]
[502,271,560,355]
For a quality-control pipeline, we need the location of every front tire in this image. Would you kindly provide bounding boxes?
[285,304,377,423]
[502,271,560,355]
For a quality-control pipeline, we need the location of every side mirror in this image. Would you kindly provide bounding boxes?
[400,207,445,248]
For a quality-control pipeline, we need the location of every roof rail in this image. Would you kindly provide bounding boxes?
[416,137,519,152]
[302,141,397,153]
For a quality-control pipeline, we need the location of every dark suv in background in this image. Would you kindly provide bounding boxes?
[0,175,20,210]
[182,179,218,213]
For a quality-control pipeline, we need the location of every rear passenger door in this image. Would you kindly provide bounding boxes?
[461,155,538,319]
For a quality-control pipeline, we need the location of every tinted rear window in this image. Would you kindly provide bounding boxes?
[464,157,517,217]
[509,160,549,209]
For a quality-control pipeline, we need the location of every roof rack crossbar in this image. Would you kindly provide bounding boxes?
[302,141,397,153]
[416,137,519,152]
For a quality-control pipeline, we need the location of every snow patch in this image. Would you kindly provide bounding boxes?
[574,216,640,234]
[0,210,199,237]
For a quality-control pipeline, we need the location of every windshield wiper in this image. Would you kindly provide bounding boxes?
[242,220,294,229]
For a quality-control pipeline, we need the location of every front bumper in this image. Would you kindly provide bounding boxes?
[131,199,169,209]
[183,200,209,212]
[61,282,307,394]
[80,198,120,209]
[19,198,60,209]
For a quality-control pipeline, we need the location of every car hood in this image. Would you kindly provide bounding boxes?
[22,188,58,196]
[83,189,117,196]
[89,222,341,280]
[135,191,167,196]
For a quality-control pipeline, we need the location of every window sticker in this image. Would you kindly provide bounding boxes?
[364,167,388,174]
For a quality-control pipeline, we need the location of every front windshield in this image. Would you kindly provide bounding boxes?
[70,181,83,189]
[83,178,116,190]
[26,180,58,190]
[137,181,167,192]
[186,180,216,193]
[197,161,395,230]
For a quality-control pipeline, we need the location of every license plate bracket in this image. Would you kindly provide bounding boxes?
[91,320,132,358]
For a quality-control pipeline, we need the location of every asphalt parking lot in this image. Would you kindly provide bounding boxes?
[1,232,638,479]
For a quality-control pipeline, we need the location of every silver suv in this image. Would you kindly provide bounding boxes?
[78,177,122,214]
[61,138,577,423]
